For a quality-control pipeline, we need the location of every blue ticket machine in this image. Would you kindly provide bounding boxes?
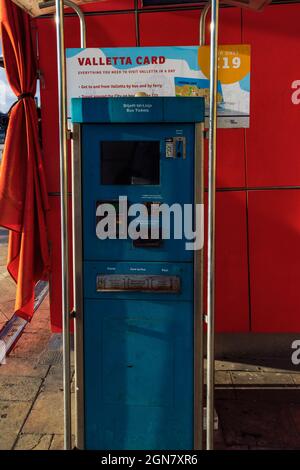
[71,97,205,450]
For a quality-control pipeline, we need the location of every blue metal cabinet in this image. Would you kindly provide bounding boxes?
[71,97,205,450]
[84,299,193,450]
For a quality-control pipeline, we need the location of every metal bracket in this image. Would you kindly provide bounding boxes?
[37,69,46,90]
[70,310,76,319]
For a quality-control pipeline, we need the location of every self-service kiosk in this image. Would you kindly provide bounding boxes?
[71,96,205,450]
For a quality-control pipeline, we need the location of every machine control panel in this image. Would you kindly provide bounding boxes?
[96,274,181,293]
[165,136,186,159]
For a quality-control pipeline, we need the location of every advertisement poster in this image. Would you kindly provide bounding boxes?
[66,45,250,128]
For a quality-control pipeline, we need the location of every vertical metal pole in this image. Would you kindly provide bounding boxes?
[55,0,72,450]
[198,2,210,451]
[206,0,219,451]
[199,2,211,47]
[134,0,140,47]
[64,0,86,450]
[194,123,204,450]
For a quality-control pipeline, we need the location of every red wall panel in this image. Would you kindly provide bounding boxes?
[139,7,242,46]
[46,196,73,332]
[248,190,300,332]
[204,191,250,332]
[243,4,300,187]
[79,0,134,12]
[203,130,246,189]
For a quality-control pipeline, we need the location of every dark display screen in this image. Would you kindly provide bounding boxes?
[101,141,160,185]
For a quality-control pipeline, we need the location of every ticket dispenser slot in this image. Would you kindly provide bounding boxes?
[97,274,181,293]
[132,201,162,248]
[71,97,205,450]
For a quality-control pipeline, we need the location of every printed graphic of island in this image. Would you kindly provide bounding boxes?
[175,77,223,105]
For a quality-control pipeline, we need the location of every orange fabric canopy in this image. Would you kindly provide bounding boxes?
[0,0,50,321]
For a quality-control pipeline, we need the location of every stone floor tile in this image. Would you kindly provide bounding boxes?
[215,388,236,401]
[50,434,75,450]
[289,404,300,434]
[0,309,8,323]
[213,428,226,448]
[0,376,42,401]
[260,362,300,373]
[291,374,300,385]
[25,320,51,334]
[0,358,48,378]
[217,399,300,449]
[234,388,300,405]
[231,371,294,386]
[14,433,53,450]
[10,332,51,359]
[0,312,7,330]
[50,434,64,450]
[204,371,232,385]
[0,401,31,450]
[0,300,15,318]
[216,444,249,450]
[216,371,232,385]
[0,433,18,451]
[23,391,75,435]
[22,391,63,435]
[41,365,75,393]
[42,365,63,392]
[213,360,261,372]
[26,305,50,334]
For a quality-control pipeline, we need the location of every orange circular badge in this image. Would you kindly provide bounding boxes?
[198,45,250,84]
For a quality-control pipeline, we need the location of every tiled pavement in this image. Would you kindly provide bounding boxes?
[1,230,300,450]
[0,228,15,331]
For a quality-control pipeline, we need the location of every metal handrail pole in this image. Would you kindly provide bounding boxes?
[198,1,211,451]
[63,0,86,450]
[206,0,219,451]
[63,0,86,48]
[199,2,211,46]
[55,0,72,451]
[39,0,86,48]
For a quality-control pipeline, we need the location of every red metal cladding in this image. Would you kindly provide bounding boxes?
[203,191,250,332]
[139,6,242,46]
[46,196,74,332]
[78,0,135,13]
[243,4,300,187]
[82,13,136,48]
[203,129,246,189]
[248,189,300,332]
